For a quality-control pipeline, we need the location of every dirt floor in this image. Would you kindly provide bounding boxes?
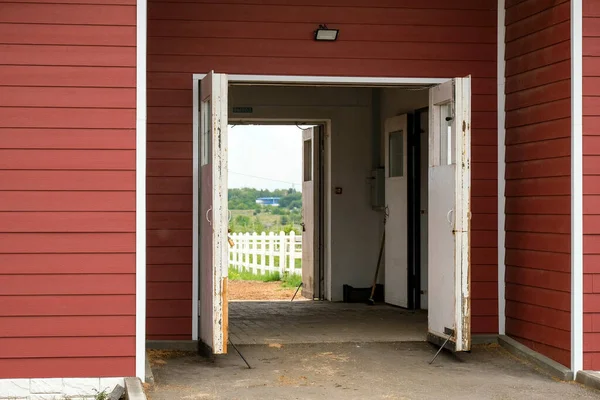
[145,343,600,400]
[228,280,306,301]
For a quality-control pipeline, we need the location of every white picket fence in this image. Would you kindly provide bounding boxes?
[229,231,302,276]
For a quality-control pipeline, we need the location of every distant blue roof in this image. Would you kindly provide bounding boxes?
[256,197,281,205]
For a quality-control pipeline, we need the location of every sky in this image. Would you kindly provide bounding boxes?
[228,125,305,191]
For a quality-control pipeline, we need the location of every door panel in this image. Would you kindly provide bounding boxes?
[384,115,409,308]
[427,77,471,352]
[199,71,228,354]
[301,127,321,299]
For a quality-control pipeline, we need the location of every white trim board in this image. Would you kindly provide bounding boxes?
[0,378,125,399]
[571,0,583,376]
[191,74,450,335]
[497,0,507,336]
[135,0,147,380]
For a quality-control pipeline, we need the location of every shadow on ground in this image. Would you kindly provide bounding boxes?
[145,342,599,400]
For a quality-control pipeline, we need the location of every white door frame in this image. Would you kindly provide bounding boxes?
[191,74,450,340]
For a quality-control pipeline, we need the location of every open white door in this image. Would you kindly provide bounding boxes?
[427,77,471,351]
[384,115,409,308]
[301,127,321,299]
[199,71,228,354]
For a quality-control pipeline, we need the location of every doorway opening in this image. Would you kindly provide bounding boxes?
[193,74,471,353]
[226,123,317,303]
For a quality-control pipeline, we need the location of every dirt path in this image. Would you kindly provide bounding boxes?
[228,280,305,301]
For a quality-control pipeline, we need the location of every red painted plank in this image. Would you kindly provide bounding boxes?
[508,333,570,367]
[0,316,135,338]
[584,17,600,36]
[505,0,569,25]
[148,123,193,142]
[506,283,570,311]
[0,65,135,88]
[471,264,497,282]
[0,170,135,191]
[147,142,193,160]
[584,57,600,79]
[147,300,192,317]
[471,213,497,231]
[151,0,496,9]
[0,253,135,275]
[471,247,498,265]
[0,108,135,129]
[0,274,135,295]
[0,337,134,358]
[0,129,135,149]
[584,176,600,195]
[0,3,136,26]
[147,282,193,300]
[149,20,497,43]
[148,89,192,108]
[506,319,570,351]
[505,195,570,215]
[505,79,570,111]
[147,229,192,247]
[147,247,192,265]
[506,248,570,273]
[506,41,570,78]
[0,233,135,253]
[147,177,193,195]
[147,265,191,282]
[0,192,135,212]
[583,116,600,135]
[471,196,498,214]
[505,266,570,292]
[506,300,570,331]
[148,3,496,26]
[582,136,600,155]
[505,176,570,196]
[0,357,135,379]
[0,212,134,233]
[505,232,570,253]
[0,87,135,109]
[505,118,571,144]
[0,44,135,67]
[147,160,193,177]
[585,195,600,215]
[471,281,498,300]
[505,1,569,42]
[505,21,569,59]
[505,99,570,129]
[471,179,497,197]
[505,157,570,179]
[147,212,192,229]
[149,37,495,62]
[585,1,600,17]
[584,215,600,235]
[147,317,192,335]
[0,24,135,46]
[0,150,134,170]
[472,299,498,316]
[584,255,600,274]
[583,235,600,255]
[0,295,135,316]
[472,316,498,334]
[505,137,570,161]
[148,55,495,78]
[505,60,570,91]
[505,214,570,234]
[147,195,192,212]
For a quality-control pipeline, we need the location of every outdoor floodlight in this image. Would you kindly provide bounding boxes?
[314,25,339,41]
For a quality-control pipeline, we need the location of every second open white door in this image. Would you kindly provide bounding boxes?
[199,71,228,354]
[427,77,471,352]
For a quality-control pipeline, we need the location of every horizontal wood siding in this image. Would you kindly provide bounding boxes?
[0,0,136,378]
[504,0,571,367]
[583,0,600,370]
[147,0,499,339]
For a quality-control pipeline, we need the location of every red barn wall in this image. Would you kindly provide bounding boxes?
[0,1,137,378]
[504,0,572,367]
[583,0,600,371]
[146,0,499,340]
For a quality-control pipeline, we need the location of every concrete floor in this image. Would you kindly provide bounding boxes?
[146,342,600,400]
[229,301,427,345]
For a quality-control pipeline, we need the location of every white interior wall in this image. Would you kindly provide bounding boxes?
[379,88,429,305]
[229,85,378,301]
